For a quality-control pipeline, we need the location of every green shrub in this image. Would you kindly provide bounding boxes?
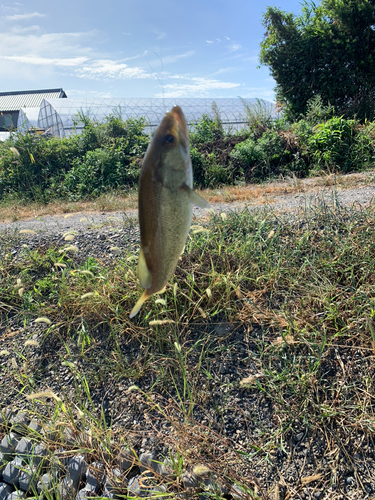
[190,114,224,145]
[352,122,375,169]
[230,130,295,181]
[308,117,356,172]
[0,116,148,201]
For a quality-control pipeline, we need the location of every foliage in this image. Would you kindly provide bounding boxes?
[260,0,375,121]
[190,114,224,145]
[308,116,356,172]
[0,108,374,201]
[240,97,275,137]
[0,116,148,201]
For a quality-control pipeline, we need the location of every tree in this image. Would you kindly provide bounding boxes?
[259,0,375,121]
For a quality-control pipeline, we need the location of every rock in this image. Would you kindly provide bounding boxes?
[32,443,47,466]
[127,475,166,498]
[14,438,33,462]
[37,473,57,495]
[117,447,135,472]
[0,433,20,461]
[10,413,30,434]
[65,455,88,490]
[103,467,125,497]
[18,466,39,493]
[6,492,25,500]
[2,457,23,486]
[0,483,14,500]
[86,462,104,493]
[27,420,44,436]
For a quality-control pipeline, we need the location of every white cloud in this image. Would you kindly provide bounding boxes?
[156,77,240,98]
[224,36,230,40]
[227,42,242,52]
[146,50,195,66]
[123,32,130,36]
[11,24,40,32]
[215,38,221,43]
[67,89,113,98]
[1,55,89,66]
[205,40,214,44]
[155,30,166,40]
[6,11,45,20]
[75,59,154,80]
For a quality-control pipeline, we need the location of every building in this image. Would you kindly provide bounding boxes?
[0,88,67,132]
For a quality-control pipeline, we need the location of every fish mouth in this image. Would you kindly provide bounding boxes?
[157,105,189,149]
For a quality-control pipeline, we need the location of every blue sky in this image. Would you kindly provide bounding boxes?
[0,0,311,101]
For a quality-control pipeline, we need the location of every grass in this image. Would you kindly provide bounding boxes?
[0,170,374,223]
[1,196,375,498]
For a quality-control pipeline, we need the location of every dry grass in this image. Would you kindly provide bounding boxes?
[0,171,374,224]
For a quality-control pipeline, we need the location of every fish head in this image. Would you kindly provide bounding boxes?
[145,105,192,185]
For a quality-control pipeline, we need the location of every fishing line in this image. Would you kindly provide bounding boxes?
[145,49,166,113]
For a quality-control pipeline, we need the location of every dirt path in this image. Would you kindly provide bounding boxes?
[0,176,374,236]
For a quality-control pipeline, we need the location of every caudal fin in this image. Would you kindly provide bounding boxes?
[129,290,150,318]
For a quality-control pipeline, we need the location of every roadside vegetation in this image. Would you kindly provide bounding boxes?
[1,200,375,497]
[0,95,375,207]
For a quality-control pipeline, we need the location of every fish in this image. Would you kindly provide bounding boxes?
[129,105,210,318]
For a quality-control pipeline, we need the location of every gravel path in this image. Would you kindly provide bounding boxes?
[0,181,374,238]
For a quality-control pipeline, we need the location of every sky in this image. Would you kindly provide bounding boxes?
[0,0,311,102]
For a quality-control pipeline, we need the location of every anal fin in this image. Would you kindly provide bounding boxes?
[137,247,152,289]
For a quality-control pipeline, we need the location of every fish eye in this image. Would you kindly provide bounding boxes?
[163,134,175,148]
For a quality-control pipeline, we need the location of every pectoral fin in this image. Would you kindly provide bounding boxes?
[137,247,152,289]
[181,183,211,209]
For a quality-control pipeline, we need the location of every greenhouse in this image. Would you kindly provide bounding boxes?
[38,97,277,138]
[17,107,40,133]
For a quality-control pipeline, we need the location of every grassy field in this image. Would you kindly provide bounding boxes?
[1,196,375,498]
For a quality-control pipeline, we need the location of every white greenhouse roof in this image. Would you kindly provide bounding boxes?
[38,97,277,138]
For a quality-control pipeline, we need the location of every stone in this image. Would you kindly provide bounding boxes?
[117,447,134,472]
[6,492,25,500]
[139,452,158,475]
[86,462,104,493]
[50,448,69,475]
[231,484,251,500]
[0,433,20,461]
[128,476,166,498]
[0,452,7,478]
[75,488,92,500]
[103,467,125,497]
[2,457,23,487]
[32,443,47,466]
[37,473,57,495]
[14,438,33,462]
[18,466,39,493]
[65,455,88,490]
[10,413,30,434]
[0,483,14,500]
[27,420,44,436]
[0,409,16,429]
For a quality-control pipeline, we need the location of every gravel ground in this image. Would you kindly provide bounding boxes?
[1,180,375,499]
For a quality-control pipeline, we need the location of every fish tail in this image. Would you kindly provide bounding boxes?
[129,290,151,319]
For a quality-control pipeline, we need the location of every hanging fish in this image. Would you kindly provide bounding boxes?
[130,105,210,318]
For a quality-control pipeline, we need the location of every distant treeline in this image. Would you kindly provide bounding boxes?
[0,96,374,203]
